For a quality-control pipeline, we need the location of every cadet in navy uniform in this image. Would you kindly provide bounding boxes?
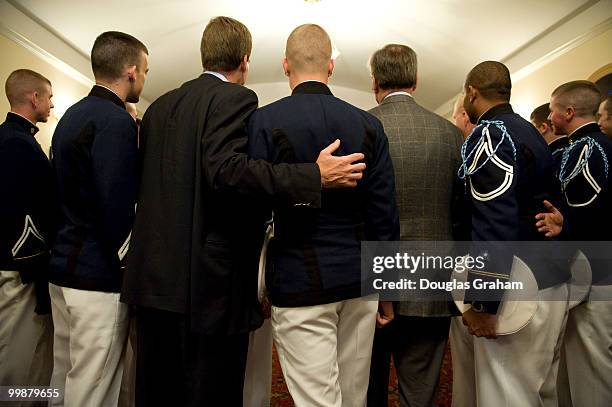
[548,80,612,407]
[247,24,398,406]
[530,103,569,168]
[449,61,570,407]
[0,69,55,390]
[48,32,148,407]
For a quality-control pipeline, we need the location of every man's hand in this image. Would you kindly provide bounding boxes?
[462,308,498,339]
[535,200,563,238]
[316,139,366,188]
[376,301,394,328]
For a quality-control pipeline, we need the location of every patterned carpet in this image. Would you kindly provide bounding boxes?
[271,344,453,406]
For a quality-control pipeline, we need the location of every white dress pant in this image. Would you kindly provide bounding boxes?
[450,283,568,407]
[48,283,128,407]
[0,270,53,392]
[243,319,273,407]
[272,294,378,407]
[558,285,612,407]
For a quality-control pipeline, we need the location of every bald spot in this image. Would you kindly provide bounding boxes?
[285,24,332,75]
[453,94,465,116]
[5,69,51,107]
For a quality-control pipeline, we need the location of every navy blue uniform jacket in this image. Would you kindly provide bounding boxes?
[49,86,138,293]
[462,103,570,313]
[248,81,400,307]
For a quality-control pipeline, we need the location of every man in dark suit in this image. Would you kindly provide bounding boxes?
[0,68,55,389]
[49,31,148,407]
[530,103,569,166]
[247,24,399,407]
[120,17,367,406]
[365,44,464,407]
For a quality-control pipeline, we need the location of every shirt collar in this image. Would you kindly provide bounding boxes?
[477,103,514,124]
[6,112,39,136]
[292,80,333,96]
[204,71,229,82]
[383,91,413,101]
[89,85,125,109]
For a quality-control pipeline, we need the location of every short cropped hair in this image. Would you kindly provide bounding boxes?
[201,16,252,72]
[5,69,51,107]
[91,31,148,80]
[465,61,511,102]
[285,24,332,75]
[602,95,612,115]
[370,44,417,90]
[551,80,601,118]
[530,103,552,127]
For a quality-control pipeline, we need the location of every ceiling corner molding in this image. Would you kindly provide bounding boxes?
[0,1,151,110]
[434,0,612,117]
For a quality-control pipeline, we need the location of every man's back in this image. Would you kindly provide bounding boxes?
[248,81,399,307]
[369,94,463,241]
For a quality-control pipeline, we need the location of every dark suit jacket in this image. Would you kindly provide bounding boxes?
[248,81,399,307]
[369,94,463,316]
[121,74,321,335]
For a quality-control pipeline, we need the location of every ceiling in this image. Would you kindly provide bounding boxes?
[8,0,608,111]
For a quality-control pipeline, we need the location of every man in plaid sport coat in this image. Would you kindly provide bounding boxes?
[366,44,464,407]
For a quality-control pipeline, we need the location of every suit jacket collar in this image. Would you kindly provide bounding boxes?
[478,102,513,124]
[292,81,333,96]
[380,93,415,106]
[5,112,39,136]
[89,85,125,109]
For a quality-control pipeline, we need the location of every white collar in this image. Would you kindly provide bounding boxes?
[568,121,597,137]
[383,91,412,101]
[204,71,228,82]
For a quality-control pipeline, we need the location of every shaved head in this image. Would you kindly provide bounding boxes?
[5,69,51,107]
[285,24,332,75]
[551,80,601,118]
[464,61,512,102]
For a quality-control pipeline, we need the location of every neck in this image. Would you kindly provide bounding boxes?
[95,80,128,102]
[376,87,414,104]
[10,107,37,124]
[476,99,507,121]
[289,73,329,91]
[566,117,596,137]
[219,69,243,85]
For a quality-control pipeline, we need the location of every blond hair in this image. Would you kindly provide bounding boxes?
[285,24,332,75]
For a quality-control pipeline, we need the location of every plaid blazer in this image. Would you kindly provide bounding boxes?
[369,94,463,316]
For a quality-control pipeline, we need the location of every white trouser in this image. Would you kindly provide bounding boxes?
[0,270,53,392]
[48,283,128,407]
[450,283,568,407]
[558,285,612,407]
[243,319,272,407]
[272,294,378,407]
[118,316,137,407]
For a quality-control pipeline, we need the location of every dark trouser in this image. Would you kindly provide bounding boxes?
[135,307,249,407]
[367,316,450,407]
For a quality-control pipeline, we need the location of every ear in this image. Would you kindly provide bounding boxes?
[282,58,290,76]
[412,75,418,92]
[566,105,576,121]
[372,77,379,93]
[467,85,477,103]
[240,54,249,72]
[127,65,137,82]
[30,91,39,109]
[328,59,335,77]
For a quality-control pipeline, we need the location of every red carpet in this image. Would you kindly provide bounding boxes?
[271,344,453,406]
